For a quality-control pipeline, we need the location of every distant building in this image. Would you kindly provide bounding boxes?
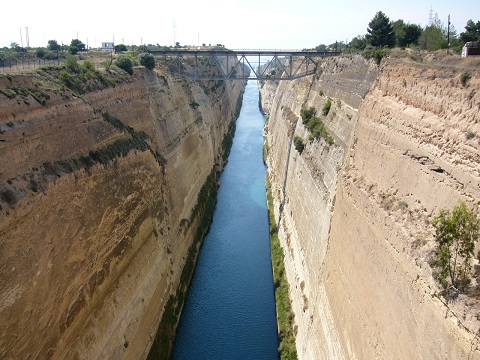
[101,42,114,52]
[462,42,480,57]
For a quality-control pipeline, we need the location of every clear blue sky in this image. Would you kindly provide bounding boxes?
[1,0,479,49]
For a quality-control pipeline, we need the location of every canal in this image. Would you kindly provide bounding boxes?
[171,81,279,359]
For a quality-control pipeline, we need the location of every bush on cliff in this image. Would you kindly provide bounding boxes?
[293,136,305,154]
[140,53,155,70]
[322,99,332,116]
[430,202,479,298]
[116,55,134,75]
[300,106,335,146]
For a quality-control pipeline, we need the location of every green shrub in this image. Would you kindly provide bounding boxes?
[430,202,479,297]
[44,51,58,60]
[116,55,134,75]
[322,99,332,116]
[300,106,334,146]
[81,60,95,72]
[60,71,74,87]
[65,54,80,72]
[35,48,46,58]
[460,72,471,87]
[363,48,390,65]
[0,88,16,99]
[293,136,305,153]
[300,107,316,123]
[140,53,155,70]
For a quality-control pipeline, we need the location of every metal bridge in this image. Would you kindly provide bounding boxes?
[149,49,340,81]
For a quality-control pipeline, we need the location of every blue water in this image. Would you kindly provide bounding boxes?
[171,81,279,360]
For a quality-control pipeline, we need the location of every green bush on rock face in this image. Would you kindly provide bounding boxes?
[430,202,479,298]
[116,55,134,75]
[300,106,334,146]
[140,53,155,70]
[293,136,305,154]
[322,99,331,116]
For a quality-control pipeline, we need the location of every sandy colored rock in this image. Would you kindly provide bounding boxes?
[0,61,244,359]
[262,52,480,359]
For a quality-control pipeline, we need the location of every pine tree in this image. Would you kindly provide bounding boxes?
[366,11,395,48]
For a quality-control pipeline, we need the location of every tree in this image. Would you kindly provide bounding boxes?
[10,42,23,52]
[47,40,60,51]
[70,39,85,51]
[403,23,422,47]
[315,44,327,52]
[140,53,155,70]
[431,202,479,296]
[36,48,46,58]
[68,46,79,55]
[419,14,448,51]
[419,25,446,51]
[116,55,134,75]
[460,19,480,44]
[393,20,422,47]
[65,54,80,72]
[366,11,395,48]
[349,35,367,52]
[115,44,127,53]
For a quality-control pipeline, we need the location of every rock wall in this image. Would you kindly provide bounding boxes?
[0,60,244,359]
[262,52,480,359]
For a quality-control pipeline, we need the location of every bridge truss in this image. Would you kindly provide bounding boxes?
[149,49,340,81]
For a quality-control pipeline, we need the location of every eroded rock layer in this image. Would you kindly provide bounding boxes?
[262,53,480,359]
[0,63,244,359]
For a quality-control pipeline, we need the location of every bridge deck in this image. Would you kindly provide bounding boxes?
[149,49,340,57]
[149,49,340,81]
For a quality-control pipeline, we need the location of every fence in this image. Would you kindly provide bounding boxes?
[0,58,65,72]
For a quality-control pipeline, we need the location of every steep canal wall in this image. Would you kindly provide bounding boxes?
[0,58,244,359]
[261,52,480,359]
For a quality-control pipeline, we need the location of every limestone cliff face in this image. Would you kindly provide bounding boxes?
[262,52,480,359]
[0,62,244,359]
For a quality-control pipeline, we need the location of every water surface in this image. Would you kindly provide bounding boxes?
[171,81,279,359]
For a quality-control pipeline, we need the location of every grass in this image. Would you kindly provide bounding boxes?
[266,178,298,360]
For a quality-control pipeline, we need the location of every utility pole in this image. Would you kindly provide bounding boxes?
[19,27,24,49]
[25,27,29,48]
[173,21,176,46]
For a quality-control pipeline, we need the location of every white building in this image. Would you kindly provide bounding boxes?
[462,42,480,57]
[101,42,114,52]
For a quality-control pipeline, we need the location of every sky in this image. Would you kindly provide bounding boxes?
[1,0,479,50]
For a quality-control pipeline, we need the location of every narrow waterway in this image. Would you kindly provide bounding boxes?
[171,81,279,359]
